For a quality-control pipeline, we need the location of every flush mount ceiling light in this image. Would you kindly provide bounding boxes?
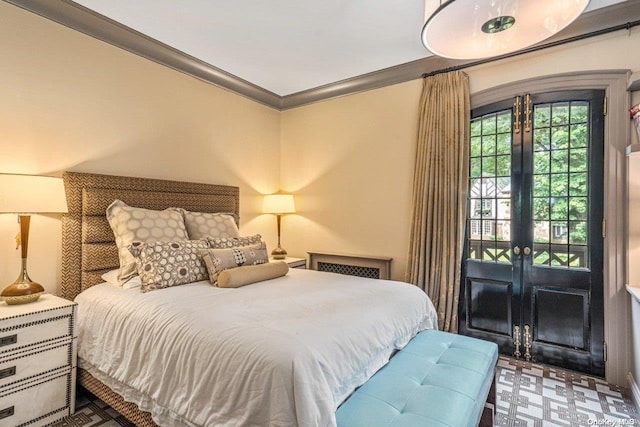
[421,0,590,60]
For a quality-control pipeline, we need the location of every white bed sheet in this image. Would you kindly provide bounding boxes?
[75,268,438,427]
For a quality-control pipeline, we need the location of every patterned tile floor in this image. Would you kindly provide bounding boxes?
[54,395,134,426]
[496,356,638,426]
[56,357,638,426]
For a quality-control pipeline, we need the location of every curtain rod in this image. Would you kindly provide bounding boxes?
[422,20,640,79]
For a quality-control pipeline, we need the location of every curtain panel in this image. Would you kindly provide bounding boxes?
[406,70,470,333]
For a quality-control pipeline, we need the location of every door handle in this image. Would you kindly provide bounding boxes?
[523,246,531,256]
[513,246,521,255]
[524,324,532,361]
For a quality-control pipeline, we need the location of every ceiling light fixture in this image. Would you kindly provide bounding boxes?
[421,0,590,60]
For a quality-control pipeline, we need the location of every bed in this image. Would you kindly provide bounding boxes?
[60,171,437,427]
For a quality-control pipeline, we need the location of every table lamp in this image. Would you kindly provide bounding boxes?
[263,194,295,260]
[0,174,68,305]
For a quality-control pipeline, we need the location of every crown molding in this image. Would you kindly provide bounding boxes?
[4,0,640,111]
[3,0,282,109]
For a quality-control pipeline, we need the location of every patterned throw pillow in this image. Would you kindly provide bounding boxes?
[106,200,188,285]
[128,240,210,292]
[180,210,240,240]
[206,234,262,249]
[200,242,269,286]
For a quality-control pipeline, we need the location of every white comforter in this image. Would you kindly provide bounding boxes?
[75,268,438,427]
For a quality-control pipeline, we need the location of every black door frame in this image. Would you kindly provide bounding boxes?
[459,89,605,376]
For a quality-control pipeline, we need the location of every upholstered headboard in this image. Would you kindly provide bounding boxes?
[60,172,239,300]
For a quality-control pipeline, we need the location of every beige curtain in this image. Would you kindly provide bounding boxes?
[406,70,470,333]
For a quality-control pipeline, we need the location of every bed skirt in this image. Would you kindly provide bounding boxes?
[78,368,158,427]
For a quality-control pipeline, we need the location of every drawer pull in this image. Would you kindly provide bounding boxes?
[0,334,17,347]
[0,406,14,420]
[0,366,16,380]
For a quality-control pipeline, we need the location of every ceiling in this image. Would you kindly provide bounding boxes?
[72,0,627,97]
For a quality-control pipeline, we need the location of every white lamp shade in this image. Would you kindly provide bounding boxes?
[422,0,589,60]
[0,174,68,214]
[263,194,296,214]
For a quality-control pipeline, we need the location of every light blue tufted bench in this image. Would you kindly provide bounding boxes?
[336,329,498,427]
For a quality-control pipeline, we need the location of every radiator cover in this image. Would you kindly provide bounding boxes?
[317,262,381,279]
[308,252,392,280]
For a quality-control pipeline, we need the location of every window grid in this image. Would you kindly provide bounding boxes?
[468,110,512,264]
[532,101,589,268]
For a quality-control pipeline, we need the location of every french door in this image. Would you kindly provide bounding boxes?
[459,90,605,376]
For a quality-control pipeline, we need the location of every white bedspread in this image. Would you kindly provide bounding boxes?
[75,268,438,427]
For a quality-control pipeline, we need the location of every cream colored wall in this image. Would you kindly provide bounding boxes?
[280,81,422,279]
[0,2,281,294]
[469,30,640,94]
[282,28,640,281]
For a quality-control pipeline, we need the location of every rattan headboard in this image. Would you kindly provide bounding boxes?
[60,172,239,300]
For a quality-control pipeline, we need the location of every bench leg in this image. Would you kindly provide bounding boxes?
[479,370,496,427]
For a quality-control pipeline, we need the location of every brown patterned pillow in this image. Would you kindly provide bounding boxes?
[107,200,188,285]
[128,240,209,292]
[200,242,269,286]
[180,210,240,240]
[206,234,262,249]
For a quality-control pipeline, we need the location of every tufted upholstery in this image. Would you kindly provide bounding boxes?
[336,329,498,427]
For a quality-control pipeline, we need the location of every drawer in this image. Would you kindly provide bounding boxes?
[0,370,73,427]
[0,307,74,355]
[0,341,74,390]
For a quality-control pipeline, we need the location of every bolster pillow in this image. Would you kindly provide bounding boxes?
[217,261,289,288]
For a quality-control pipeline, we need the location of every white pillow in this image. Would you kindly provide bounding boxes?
[101,269,142,290]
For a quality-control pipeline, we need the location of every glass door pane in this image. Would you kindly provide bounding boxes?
[468,110,512,264]
[531,101,590,269]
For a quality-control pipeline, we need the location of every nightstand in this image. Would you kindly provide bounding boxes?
[0,294,77,426]
[270,257,306,269]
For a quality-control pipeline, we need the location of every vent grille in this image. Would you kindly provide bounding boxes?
[317,262,380,279]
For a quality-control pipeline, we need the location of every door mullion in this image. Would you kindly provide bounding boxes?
[512,94,526,344]
[521,92,543,366]
[520,92,534,349]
